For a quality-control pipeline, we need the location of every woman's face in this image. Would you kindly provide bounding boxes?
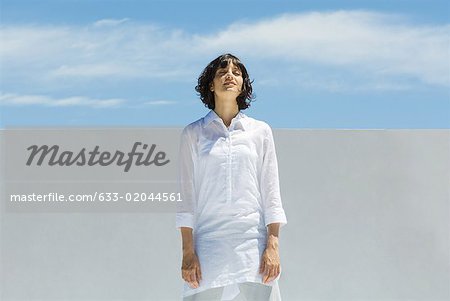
[210,60,243,98]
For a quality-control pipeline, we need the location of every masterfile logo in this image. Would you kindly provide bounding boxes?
[26,142,170,172]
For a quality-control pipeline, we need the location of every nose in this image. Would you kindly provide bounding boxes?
[225,70,233,79]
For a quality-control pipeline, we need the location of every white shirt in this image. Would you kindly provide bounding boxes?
[176,110,287,300]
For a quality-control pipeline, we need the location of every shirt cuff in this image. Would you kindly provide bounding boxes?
[264,209,287,228]
[176,213,195,229]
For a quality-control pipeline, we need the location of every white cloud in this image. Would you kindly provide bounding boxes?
[93,18,129,27]
[194,10,449,86]
[0,93,124,108]
[143,100,178,105]
[0,93,181,108]
[0,10,448,92]
[50,63,138,78]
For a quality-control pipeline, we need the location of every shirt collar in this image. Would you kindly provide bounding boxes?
[204,110,247,131]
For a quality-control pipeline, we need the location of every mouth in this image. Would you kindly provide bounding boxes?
[224,82,236,86]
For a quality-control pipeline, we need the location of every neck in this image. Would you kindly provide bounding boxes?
[214,97,239,128]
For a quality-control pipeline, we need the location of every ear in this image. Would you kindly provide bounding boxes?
[210,84,214,92]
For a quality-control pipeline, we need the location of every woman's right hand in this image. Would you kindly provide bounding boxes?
[181,250,202,289]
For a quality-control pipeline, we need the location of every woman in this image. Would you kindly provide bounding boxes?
[176,53,287,301]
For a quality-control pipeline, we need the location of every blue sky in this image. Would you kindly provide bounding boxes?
[0,0,449,128]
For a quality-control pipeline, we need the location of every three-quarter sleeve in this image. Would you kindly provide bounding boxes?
[176,126,196,229]
[260,124,287,227]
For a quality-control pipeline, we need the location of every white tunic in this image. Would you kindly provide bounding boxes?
[176,110,287,300]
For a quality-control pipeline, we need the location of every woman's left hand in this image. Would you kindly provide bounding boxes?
[259,240,280,284]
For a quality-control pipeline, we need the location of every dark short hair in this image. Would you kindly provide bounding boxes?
[195,53,254,110]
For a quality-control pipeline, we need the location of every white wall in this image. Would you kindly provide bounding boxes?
[1,130,449,300]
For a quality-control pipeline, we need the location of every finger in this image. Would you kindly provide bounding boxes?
[191,273,199,288]
[267,267,273,280]
[191,268,200,288]
[264,264,270,276]
[192,281,199,288]
[263,274,267,284]
[266,267,275,283]
[185,270,191,282]
[269,267,278,281]
[259,258,266,274]
[182,269,191,282]
[195,266,200,282]
[271,266,277,277]
[188,270,196,283]
[187,271,199,289]
[262,266,270,283]
[193,271,199,284]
